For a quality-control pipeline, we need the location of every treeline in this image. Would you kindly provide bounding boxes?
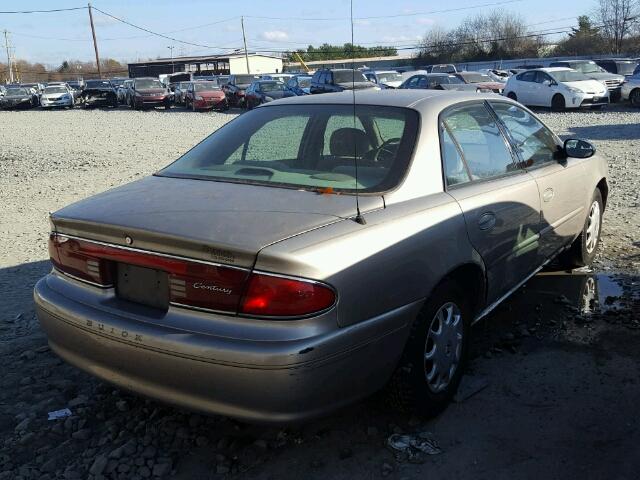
[417,0,640,64]
[286,43,398,62]
[1,58,127,83]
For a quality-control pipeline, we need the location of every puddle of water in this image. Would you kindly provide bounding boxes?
[476,270,640,350]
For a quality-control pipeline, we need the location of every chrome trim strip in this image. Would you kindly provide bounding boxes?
[52,267,113,289]
[53,233,250,272]
[169,302,235,316]
[472,257,552,325]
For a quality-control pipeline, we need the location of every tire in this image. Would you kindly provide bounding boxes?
[630,89,640,108]
[559,189,603,268]
[590,105,604,111]
[551,94,566,112]
[506,92,517,101]
[164,100,171,110]
[191,100,197,112]
[386,279,471,418]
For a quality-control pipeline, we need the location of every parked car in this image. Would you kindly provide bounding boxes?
[117,79,133,105]
[504,68,609,110]
[0,85,6,98]
[398,73,476,91]
[428,64,457,74]
[0,86,38,109]
[110,77,128,91]
[67,80,84,100]
[260,73,294,83]
[35,90,608,423]
[184,81,228,111]
[222,74,261,108]
[479,69,509,83]
[285,75,312,95]
[363,70,404,88]
[130,77,171,110]
[515,64,543,70]
[548,60,624,101]
[455,71,504,93]
[244,80,296,109]
[595,58,638,77]
[81,79,118,108]
[310,68,378,94]
[21,82,45,95]
[173,81,192,106]
[40,84,74,109]
[621,73,640,107]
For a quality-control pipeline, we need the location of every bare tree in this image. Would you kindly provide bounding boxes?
[595,0,640,53]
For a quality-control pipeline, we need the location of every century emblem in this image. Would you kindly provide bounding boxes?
[192,282,233,295]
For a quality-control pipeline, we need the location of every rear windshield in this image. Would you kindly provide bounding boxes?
[333,70,368,83]
[615,62,637,75]
[194,83,220,92]
[44,86,68,94]
[550,70,590,82]
[85,80,112,89]
[235,75,260,85]
[259,82,286,92]
[135,79,163,89]
[159,105,418,193]
[460,73,491,83]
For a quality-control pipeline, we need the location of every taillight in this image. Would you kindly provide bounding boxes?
[48,233,336,318]
[240,273,336,317]
[48,233,114,286]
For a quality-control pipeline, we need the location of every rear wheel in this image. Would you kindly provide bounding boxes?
[507,92,517,101]
[558,189,603,268]
[387,280,471,417]
[551,94,566,112]
[630,89,640,108]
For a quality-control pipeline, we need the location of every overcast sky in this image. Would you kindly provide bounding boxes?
[2,0,591,66]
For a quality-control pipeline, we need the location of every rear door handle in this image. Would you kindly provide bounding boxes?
[543,188,555,202]
[478,212,496,231]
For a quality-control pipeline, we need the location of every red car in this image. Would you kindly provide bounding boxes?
[184,82,228,111]
[130,77,171,110]
[455,71,505,94]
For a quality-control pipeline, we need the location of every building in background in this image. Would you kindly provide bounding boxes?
[127,53,283,78]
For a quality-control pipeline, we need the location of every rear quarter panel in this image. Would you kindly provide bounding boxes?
[255,192,483,327]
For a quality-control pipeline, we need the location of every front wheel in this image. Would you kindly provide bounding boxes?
[387,280,471,418]
[630,89,640,108]
[559,189,603,268]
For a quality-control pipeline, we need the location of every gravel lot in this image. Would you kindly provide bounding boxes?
[0,105,638,480]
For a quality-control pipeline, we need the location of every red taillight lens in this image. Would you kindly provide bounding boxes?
[240,273,335,317]
[48,233,114,286]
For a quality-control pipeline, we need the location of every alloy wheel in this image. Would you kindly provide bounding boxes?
[585,200,601,253]
[424,302,464,394]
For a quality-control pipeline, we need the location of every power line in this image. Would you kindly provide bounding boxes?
[243,0,524,21]
[91,6,240,52]
[0,6,87,14]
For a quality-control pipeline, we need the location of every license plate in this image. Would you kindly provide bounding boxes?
[116,263,169,310]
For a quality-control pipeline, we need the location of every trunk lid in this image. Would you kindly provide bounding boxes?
[51,175,382,268]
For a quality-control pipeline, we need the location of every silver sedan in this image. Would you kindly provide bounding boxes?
[621,74,640,107]
[35,90,608,423]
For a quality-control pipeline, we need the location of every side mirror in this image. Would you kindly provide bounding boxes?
[564,139,595,159]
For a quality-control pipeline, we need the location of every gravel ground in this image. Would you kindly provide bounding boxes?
[0,105,638,480]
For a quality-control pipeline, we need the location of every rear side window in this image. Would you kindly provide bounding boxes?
[490,102,559,167]
[440,126,470,186]
[441,103,516,180]
[518,71,536,82]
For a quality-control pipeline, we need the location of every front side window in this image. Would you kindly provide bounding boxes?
[490,102,559,167]
[442,103,516,180]
[159,105,419,193]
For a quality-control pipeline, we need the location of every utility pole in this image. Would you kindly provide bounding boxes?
[241,16,250,74]
[88,3,102,78]
[3,30,14,84]
[167,45,175,73]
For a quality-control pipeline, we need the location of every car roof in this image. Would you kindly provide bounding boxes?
[261,89,511,112]
[538,67,573,72]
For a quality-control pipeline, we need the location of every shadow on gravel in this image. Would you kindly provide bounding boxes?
[0,262,639,480]
[566,123,640,141]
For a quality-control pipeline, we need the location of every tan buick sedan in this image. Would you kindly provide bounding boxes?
[35,91,608,423]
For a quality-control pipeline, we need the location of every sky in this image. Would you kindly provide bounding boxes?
[0,0,593,67]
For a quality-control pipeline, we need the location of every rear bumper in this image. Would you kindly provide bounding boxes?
[34,274,416,423]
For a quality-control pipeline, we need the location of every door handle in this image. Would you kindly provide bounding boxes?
[478,212,496,231]
[543,188,555,202]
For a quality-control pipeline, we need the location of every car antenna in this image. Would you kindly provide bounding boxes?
[350,0,366,225]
